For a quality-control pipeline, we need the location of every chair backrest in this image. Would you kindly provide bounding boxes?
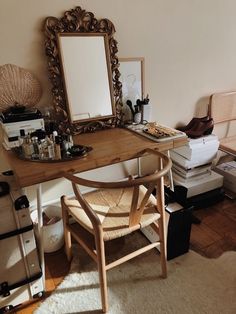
[209,91,236,124]
[63,148,172,228]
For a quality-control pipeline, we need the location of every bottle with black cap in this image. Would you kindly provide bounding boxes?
[54,136,62,160]
[18,129,26,146]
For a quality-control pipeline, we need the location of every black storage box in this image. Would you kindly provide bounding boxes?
[168,186,225,209]
[141,202,193,260]
[166,203,192,260]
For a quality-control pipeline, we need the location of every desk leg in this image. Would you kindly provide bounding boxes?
[167,150,174,192]
[137,157,142,177]
[37,183,45,288]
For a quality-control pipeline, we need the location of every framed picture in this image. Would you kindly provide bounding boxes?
[119,57,145,106]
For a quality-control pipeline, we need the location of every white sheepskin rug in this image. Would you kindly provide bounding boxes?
[35,232,236,314]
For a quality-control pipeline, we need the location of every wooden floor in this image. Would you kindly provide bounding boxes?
[190,197,236,258]
[12,197,236,313]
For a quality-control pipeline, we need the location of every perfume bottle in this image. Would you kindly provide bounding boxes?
[54,136,62,160]
[67,135,74,149]
[46,136,55,159]
[18,129,26,146]
[39,139,47,159]
[52,130,58,142]
[31,136,40,158]
[61,134,73,157]
[24,135,34,158]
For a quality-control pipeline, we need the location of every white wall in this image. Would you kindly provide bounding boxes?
[1,0,236,205]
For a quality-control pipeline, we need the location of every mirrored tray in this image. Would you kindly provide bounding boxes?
[12,145,93,163]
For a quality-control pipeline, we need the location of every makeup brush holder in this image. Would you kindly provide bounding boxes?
[134,112,142,124]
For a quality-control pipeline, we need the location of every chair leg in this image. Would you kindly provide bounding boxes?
[156,178,167,278]
[95,235,108,313]
[61,197,72,262]
[158,217,167,278]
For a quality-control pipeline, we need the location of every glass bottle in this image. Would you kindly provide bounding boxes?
[24,136,34,158]
[18,129,26,146]
[40,139,48,159]
[67,135,74,149]
[46,136,55,159]
[54,136,62,160]
[31,136,40,158]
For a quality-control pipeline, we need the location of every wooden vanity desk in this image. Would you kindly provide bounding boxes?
[2,127,187,288]
[3,128,187,187]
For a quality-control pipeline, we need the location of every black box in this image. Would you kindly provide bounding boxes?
[168,186,225,209]
[141,202,193,260]
[166,203,192,260]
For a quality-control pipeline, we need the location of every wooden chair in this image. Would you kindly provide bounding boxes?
[61,148,172,313]
[209,91,236,156]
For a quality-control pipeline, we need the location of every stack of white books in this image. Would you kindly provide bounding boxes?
[171,134,219,168]
[170,134,223,198]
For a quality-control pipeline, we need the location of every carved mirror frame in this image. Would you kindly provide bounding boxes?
[44,6,122,134]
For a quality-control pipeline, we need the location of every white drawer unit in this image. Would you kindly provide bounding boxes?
[0,171,43,313]
[0,118,44,141]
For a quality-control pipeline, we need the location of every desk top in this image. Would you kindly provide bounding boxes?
[3,128,187,187]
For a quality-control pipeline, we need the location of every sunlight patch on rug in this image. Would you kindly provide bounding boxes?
[35,232,236,314]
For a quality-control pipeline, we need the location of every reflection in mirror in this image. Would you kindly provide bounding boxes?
[58,33,115,123]
[44,6,122,134]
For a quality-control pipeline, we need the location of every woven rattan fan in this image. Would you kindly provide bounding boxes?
[0,64,42,112]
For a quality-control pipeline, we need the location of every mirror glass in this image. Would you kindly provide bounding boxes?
[58,33,115,123]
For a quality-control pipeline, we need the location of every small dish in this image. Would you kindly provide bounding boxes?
[68,145,87,156]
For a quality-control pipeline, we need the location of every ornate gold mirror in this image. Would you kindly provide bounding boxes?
[44,6,122,134]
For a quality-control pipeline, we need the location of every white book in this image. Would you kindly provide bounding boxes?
[170,150,217,169]
[173,170,223,198]
[184,134,218,146]
[173,171,212,184]
[172,163,212,178]
[172,134,219,160]
[173,141,219,160]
